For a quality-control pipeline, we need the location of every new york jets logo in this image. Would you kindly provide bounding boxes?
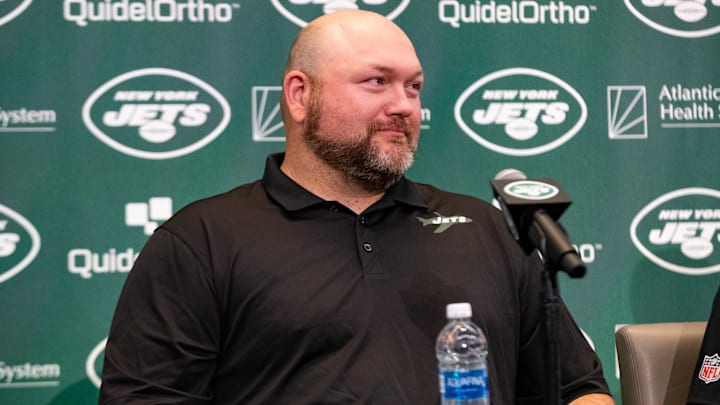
[82,68,231,159]
[271,0,410,27]
[504,180,559,201]
[455,68,587,156]
[630,188,720,275]
[0,204,41,283]
[624,0,720,38]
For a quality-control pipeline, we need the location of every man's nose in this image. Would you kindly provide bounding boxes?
[385,85,418,117]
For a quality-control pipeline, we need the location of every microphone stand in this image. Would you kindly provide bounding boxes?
[542,262,561,405]
[528,211,586,405]
[490,179,586,405]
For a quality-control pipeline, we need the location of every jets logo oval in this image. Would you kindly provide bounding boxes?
[624,0,720,38]
[504,180,559,201]
[0,204,41,283]
[86,338,107,389]
[630,188,720,275]
[454,67,587,156]
[0,0,33,27]
[271,0,410,27]
[82,68,231,160]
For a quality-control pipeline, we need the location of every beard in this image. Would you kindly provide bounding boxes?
[302,89,419,193]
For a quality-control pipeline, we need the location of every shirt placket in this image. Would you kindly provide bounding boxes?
[355,213,385,276]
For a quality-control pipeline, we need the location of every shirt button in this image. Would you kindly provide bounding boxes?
[329,205,339,212]
[363,243,373,252]
[359,216,366,224]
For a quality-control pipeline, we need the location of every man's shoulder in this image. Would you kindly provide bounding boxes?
[409,180,497,212]
[191,180,265,208]
[161,180,268,231]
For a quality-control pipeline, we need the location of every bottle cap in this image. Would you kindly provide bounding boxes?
[446,302,472,319]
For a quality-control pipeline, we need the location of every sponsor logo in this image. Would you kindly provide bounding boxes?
[68,198,172,279]
[699,353,720,384]
[63,0,241,27]
[0,361,61,388]
[455,67,587,156]
[251,85,431,141]
[0,107,57,133]
[659,83,720,129]
[504,180,559,200]
[573,242,603,264]
[417,212,473,233]
[421,108,432,129]
[630,187,720,275]
[252,86,284,142]
[624,0,720,38]
[608,83,720,138]
[126,197,173,235]
[82,68,230,159]
[0,106,57,134]
[607,86,648,139]
[86,338,107,389]
[438,0,598,28]
[68,248,138,279]
[271,0,410,27]
[0,0,33,27]
[0,204,40,284]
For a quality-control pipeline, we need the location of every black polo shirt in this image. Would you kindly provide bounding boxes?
[100,153,610,404]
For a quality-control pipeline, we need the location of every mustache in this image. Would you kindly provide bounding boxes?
[368,117,413,136]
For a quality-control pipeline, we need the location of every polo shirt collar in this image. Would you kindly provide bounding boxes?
[262,153,428,212]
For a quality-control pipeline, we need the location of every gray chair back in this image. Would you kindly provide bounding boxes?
[615,322,707,405]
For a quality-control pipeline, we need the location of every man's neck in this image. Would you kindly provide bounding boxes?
[280,152,385,215]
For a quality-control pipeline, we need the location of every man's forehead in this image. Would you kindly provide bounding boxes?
[321,29,419,64]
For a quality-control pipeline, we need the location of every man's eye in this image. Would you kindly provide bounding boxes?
[370,77,385,85]
[406,82,422,96]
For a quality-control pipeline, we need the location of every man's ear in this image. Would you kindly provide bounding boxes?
[283,70,311,123]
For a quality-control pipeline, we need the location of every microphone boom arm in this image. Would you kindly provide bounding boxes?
[528,209,586,278]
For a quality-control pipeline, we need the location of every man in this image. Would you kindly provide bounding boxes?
[687,284,720,404]
[100,10,614,404]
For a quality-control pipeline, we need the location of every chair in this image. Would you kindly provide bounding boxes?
[615,322,707,405]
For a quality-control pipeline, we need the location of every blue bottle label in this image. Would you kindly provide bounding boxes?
[440,368,488,400]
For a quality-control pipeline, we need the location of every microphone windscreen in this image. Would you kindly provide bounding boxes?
[494,168,526,181]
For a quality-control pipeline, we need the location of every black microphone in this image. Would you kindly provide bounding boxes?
[491,170,586,278]
[491,168,526,210]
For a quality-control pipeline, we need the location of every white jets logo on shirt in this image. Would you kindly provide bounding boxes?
[417,212,472,234]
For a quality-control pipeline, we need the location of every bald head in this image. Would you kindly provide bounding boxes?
[283,10,418,81]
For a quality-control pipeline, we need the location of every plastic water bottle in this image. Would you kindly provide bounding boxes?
[436,302,489,405]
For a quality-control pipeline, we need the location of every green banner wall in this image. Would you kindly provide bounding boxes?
[1,1,719,403]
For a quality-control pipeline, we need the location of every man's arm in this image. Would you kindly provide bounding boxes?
[569,393,615,405]
[100,228,219,403]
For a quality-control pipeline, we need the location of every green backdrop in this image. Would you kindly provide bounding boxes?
[2,1,719,403]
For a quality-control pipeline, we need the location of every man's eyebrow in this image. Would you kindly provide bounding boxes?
[368,65,424,79]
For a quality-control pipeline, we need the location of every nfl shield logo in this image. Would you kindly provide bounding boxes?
[699,353,720,384]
